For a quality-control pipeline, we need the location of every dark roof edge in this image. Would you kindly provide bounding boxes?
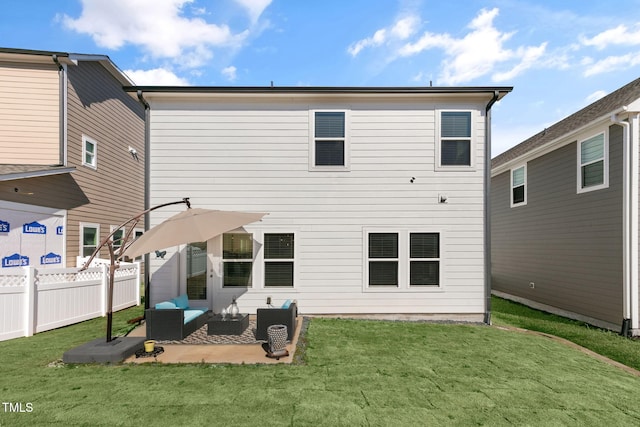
[126,85,513,95]
[0,47,70,57]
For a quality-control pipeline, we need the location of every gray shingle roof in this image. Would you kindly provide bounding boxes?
[492,77,640,169]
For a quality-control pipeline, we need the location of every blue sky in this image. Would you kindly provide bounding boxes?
[2,0,640,156]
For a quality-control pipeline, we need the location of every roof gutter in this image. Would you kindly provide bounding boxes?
[612,110,640,336]
[136,90,152,310]
[52,54,67,166]
[484,90,500,325]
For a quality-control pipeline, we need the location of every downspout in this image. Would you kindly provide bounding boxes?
[612,110,638,336]
[484,90,500,325]
[137,90,151,310]
[52,55,67,166]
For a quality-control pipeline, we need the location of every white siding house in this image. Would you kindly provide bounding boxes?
[130,86,511,320]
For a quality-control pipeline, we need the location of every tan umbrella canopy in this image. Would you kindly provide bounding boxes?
[123,208,268,259]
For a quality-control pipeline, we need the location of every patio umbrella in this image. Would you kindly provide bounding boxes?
[123,208,268,259]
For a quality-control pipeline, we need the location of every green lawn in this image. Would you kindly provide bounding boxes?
[1,298,640,426]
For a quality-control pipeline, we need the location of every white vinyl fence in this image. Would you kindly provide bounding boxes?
[0,259,140,341]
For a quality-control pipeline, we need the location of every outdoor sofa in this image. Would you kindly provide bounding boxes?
[255,300,297,341]
[145,294,209,340]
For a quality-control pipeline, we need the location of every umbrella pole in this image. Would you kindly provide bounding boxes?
[106,243,116,343]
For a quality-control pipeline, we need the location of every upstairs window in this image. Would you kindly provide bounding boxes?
[511,165,527,207]
[82,135,97,169]
[310,110,349,170]
[578,132,608,193]
[223,233,253,287]
[440,111,472,167]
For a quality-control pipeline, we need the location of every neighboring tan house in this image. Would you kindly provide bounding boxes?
[128,85,511,319]
[491,77,640,336]
[0,48,145,269]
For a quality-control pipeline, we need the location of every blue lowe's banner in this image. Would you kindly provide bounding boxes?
[40,252,62,265]
[23,221,47,234]
[0,220,9,233]
[2,253,29,268]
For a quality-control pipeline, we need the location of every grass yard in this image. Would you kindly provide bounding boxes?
[1,298,640,426]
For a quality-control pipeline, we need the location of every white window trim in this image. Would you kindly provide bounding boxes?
[510,164,527,207]
[82,135,98,169]
[309,109,351,171]
[261,231,297,288]
[363,228,445,292]
[577,131,608,194]
[80,222,100,258]
[435,109,475,171]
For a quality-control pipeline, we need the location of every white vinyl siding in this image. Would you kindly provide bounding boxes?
[0,62,60,165]
[511,164,527,207]
[577,132,608,193]
[146,97,487,316]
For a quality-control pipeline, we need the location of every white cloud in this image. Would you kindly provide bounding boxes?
[583,52,640,76]
[124,68,190,85]
[492,43,547,82]
[348,15,419,56]
[62,0,248,61]
[222,65,237,81]
[397,8,552,85]
[234,0,272,23]
[580,24,640,50]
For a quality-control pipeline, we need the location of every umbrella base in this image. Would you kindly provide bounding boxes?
[63,337,146,364]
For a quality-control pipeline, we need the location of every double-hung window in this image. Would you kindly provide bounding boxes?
[409,233,440,286]
[80,223,99,257]
[310,110,349,170]
[578,132,608,193]
[511,165,527,207]
[223,233,253,287]
[264,233,295,287]
[368,233,399,286]
[439,111,472,168]
[82,135,97,169]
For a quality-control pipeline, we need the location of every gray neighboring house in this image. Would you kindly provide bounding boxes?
[491,77,640,336]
